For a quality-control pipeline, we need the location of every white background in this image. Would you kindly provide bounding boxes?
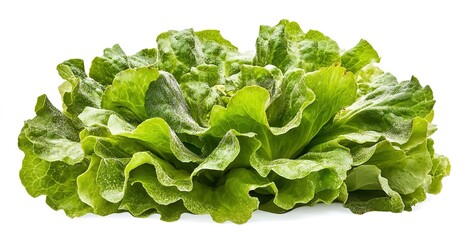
[1,0,463,239]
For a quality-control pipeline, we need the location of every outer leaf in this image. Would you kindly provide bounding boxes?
[338,116,439,213]
[130,166,275,224]
[76,154,120,215]
[121,130,240,192]
[95,156,131,203]
[19,154,91,217]
[315,77,435,146]
[117,117,202,164]
[354,64,397,96]
[355,139,431,196]
[119,182,188,220]
[341,39,380,73]
[90,137,144,203]
[78,107,135,135]
[427,154,451,194]
[57,59,105,123]
[18,95,84,165]
[344,165,404,214]
[251,146,352,210]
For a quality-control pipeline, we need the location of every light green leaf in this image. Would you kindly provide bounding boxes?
[78,107,135,135]
[344,165,404,214]
[207,85,270,137]
[102,66,159,123]
[341,39,380,73]
[121,130,241,192]
[95,156,131,203]
[119,182,188,220]
[76,154,120,215]
[266,68,315,128]
[208,65,356,159]
[234,64,283,96]
[119,117,202,164]
[427,154,451,194]
[354,64,397,96]
[251,146,352,210]
[20,154,91,217]
[270,64,356,158]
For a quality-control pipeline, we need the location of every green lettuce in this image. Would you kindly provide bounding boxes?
[18,19,450,223]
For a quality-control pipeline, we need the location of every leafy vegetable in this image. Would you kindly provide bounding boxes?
[19,19,450,223]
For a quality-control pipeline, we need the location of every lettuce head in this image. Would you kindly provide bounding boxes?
[18,20,450,223]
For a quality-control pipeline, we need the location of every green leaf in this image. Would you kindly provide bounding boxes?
[95,156,131,203]
[78,107,135,135]
[157,29,205,80]
[427,154,451,194]
[157,29,239,80]
[254,19,340,73]
[57,59,105,122]
[354,64,397,96]
[235,64,283,96]
[76,154,120,215]
[20,154,91,217]
[195,29,239,68]
[18,95,84,165]
[251,146,352,210]
[145,71,205,134]
[179,64,222,126]
[102,66,159,123]
[89,44,157,86]
[266,68,314,128]
[344,165,404,214]
[208,65,356,159]
[270,64,356,158]
[254,20,304,72]
[207,85,270,137]
[130,166,274,224]
[340,116,438,213]
[121,128,244,191]
[119,182,188,220]
[341,39,380,73]
[118,117,202,164]
[316,77,435,146]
